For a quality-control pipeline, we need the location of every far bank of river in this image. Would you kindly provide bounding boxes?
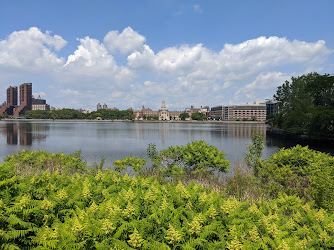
[1,118,265,124]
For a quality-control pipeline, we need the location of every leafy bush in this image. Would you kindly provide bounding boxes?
[150,141,230,180]
[113,157,147,173]
[3,149,87,176]
[259,145,334,210]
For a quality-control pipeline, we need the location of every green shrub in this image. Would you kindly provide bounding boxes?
[259,145,334,210]
[3,149,87,176]
[113,157,147,173]
[151,141,230,180]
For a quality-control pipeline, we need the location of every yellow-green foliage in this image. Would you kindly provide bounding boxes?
[152,140,230,179]
[3,149,87,176]
[113,156,147,173]
[260,145,334,210]
[0,151,334,249]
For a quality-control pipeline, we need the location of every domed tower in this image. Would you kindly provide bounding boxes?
[159,100,169,121]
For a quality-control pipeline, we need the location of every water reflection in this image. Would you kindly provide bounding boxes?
[6,123,18,145]
[210,124,266,138]
[0,121,332,167]
[4,122,47,145]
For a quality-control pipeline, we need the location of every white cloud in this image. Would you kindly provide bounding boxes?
[64,36,117,75]
[127,44,155,70]
[0,27,332,109]
[144,81,153,86]
[63,36,134,87]
[104,27,146,54]
[0,27,66,72]
[193,5,203,14]
[60,89,80,96]
[234,72,291,101]
[128,36,330,86]
[33,92,46,98]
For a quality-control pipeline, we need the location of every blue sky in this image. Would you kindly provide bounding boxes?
[1,0,333,110]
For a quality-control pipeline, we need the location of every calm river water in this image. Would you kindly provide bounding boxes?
[0,121,333,169]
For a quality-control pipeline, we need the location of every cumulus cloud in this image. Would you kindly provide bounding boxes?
[62,36,134,90]
[234,72,292,101]
[64,36,118,76]
[0,27,66,72]
[33,92,46,98]
[144,81,154,86]
[104,27,146,54]
[193,5,203,14]
[0,27,332,109]
[128,36,330,83]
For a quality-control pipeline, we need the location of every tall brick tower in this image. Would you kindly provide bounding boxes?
[19,83,32,107]
[13,83,32,117]
[7,86,18,106]
[0,86,18,116]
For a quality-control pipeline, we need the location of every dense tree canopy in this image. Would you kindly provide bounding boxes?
[272,72,334,137]
[24,109,134,120]
[191,112,207,120]
[179,112,189,120]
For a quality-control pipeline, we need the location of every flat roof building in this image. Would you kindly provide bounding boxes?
[14,83,33,117]
[211,103,266,121]
[7,86,18,106]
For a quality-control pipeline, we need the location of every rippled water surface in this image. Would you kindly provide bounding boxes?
[0,121,332,169]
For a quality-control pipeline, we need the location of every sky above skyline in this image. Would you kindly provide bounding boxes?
[1,0,333,110]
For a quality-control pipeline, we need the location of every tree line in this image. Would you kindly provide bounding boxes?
[24,109,135,120]
[270,72,334,137]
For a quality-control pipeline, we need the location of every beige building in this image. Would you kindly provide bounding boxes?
[211,102,266,121]
[158,100,169,120]
[32,104,50,111]
[133,101,184,120]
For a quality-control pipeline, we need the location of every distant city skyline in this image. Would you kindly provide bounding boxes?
[1,0,333,110]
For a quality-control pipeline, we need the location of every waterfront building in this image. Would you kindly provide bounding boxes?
[7,86,18,106]
[31,95,50,111]
[132,101,184,120]
[223,103,266,121]
[169,111,183,120]
[158,100,169,121]
[210,105,223,120]
[13,83,32,116]
[97,103,102,110]
[185,105,200,116]
[199,106,210,116]
[210,102,266,121]
[133,106,158,119]
[0,86,18,116]
[266,100,278,115]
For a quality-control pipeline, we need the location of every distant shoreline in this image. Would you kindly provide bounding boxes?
[0,118,266,124]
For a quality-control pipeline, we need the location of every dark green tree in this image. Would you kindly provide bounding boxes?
[273,72,334,137]
[191,112,207,120]
[179,112,189,120]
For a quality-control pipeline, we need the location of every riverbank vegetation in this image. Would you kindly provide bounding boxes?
[24,109,135,120]
[191,112,208,121]
[269,72,334,137]
[1,138,334,248]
